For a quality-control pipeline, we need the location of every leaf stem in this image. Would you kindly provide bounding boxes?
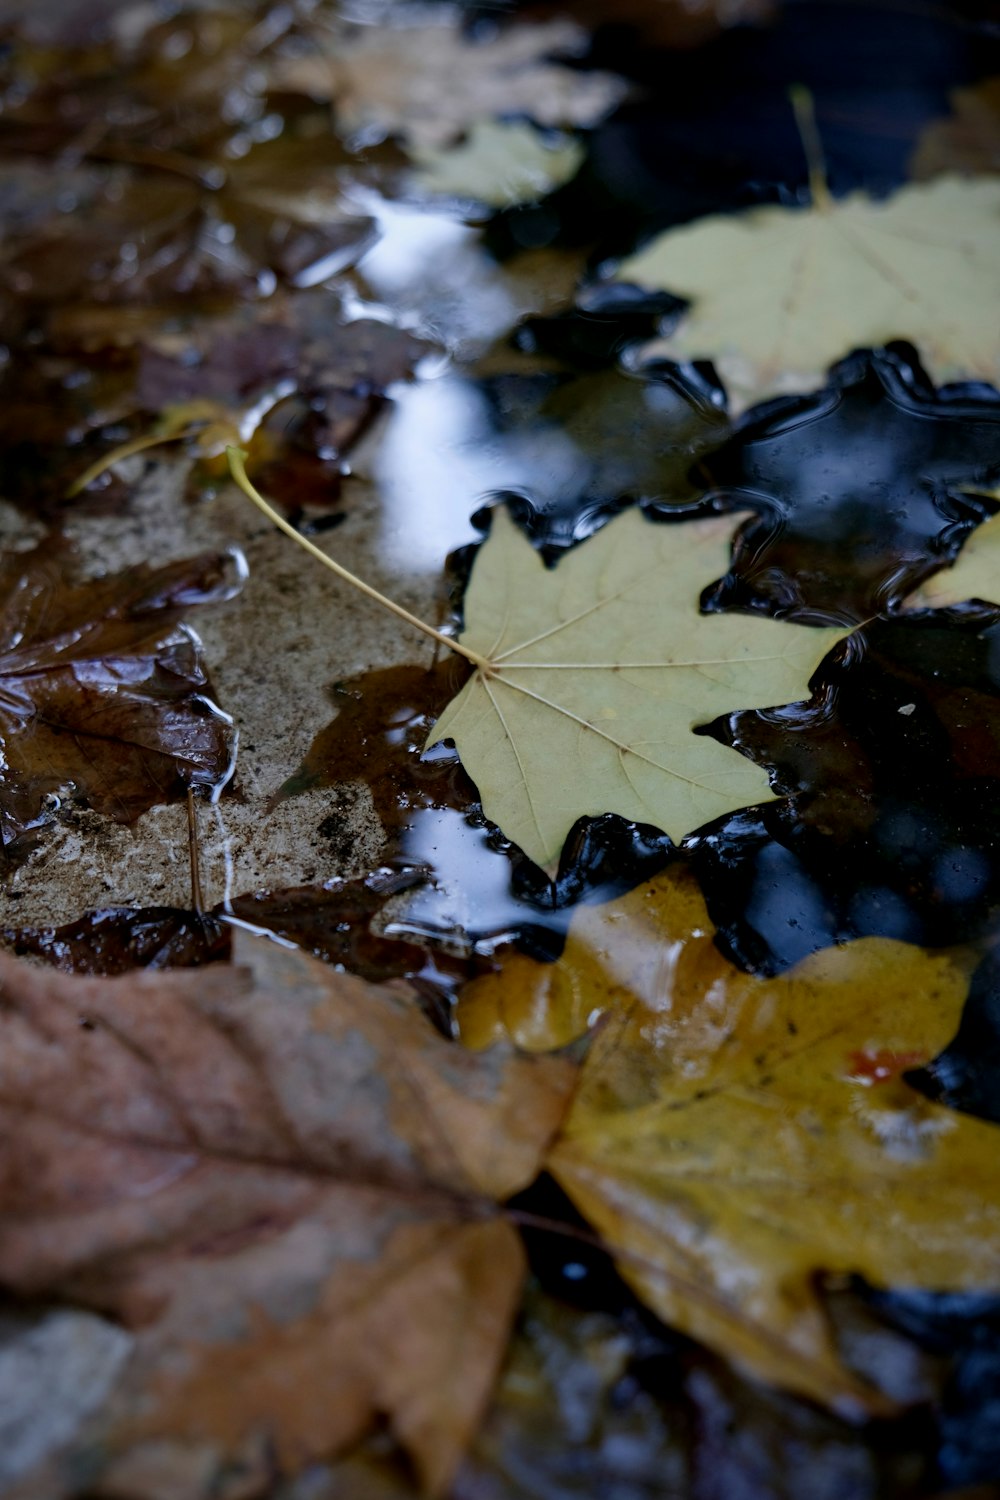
[789,84,832,213]
[226,448,490,670]
[67,430,186,497]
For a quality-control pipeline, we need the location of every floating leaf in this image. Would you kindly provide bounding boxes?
[0,543,240,842]
[616,176,1000,401]
[464,863,1000,1410]
[2,906,229,974]
[409,121,584,208]
[428,508,849,870]
[0,932,575,1497]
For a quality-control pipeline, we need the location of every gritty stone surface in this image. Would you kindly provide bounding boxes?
[0,451,446,928]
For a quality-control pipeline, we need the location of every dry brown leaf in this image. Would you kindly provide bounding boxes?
[459,865,1000,1414]
[0,932,575,1498]
[274,16,626,150]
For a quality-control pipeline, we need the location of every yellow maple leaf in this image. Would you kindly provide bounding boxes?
[427,508,848,870]
[616,176,1000,405]
[459,864,1000,1413]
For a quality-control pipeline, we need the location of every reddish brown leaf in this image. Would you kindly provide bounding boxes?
[0,542,239,843]
[0,933,576,1497]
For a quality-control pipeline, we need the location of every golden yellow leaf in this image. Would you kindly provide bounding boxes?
[460,865,1000,1413]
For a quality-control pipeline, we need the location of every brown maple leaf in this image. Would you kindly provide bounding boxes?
[0,931,576,1497]
[0,542,239,844]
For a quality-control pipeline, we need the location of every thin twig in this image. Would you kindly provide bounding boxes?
[187,788,204,917]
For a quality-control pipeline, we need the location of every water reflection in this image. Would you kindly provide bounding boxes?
[372,359,727,571]
[354,191,579,355]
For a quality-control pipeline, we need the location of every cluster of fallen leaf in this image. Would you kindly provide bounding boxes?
[3,1,1000,1496]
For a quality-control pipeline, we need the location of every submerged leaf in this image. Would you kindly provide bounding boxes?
[0,933,575,1496]
[0,543,240,842]
[616,176,1000,401]
[461,863,1000,1411]
[429,508,848,870]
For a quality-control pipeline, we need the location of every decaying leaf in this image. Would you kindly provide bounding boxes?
[0,543,240,842]
[462,863,1000,1411]
[2,905,229,974]
[428,508,849,870]
[911,77,1000,181]
[274,16,627,150]
[0,931,575,1496]
[616,176,1000,401]
[409,121,584,209]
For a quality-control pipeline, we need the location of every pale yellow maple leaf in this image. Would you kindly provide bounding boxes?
[227,455,848,875]
[459,863,1000,1414]
[428,508,849,870]
[616,176,1000,405]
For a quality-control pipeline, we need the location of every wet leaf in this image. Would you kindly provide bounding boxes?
[2,906,229,974]
[429,508,849,870]
[461,862,1000,1410]
[410,121,584,208]
[686,347,1000,621]
[0,931,576,1497]
[0,543,240,843]
[0,144,379,309]
[274,16,626,150]
[616,176,1000,402]
[911,78,1000,180]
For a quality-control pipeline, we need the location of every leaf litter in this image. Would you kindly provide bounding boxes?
[3,0,1000,1495]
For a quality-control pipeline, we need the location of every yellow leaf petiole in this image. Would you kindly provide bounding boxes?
[225,447,491,671]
